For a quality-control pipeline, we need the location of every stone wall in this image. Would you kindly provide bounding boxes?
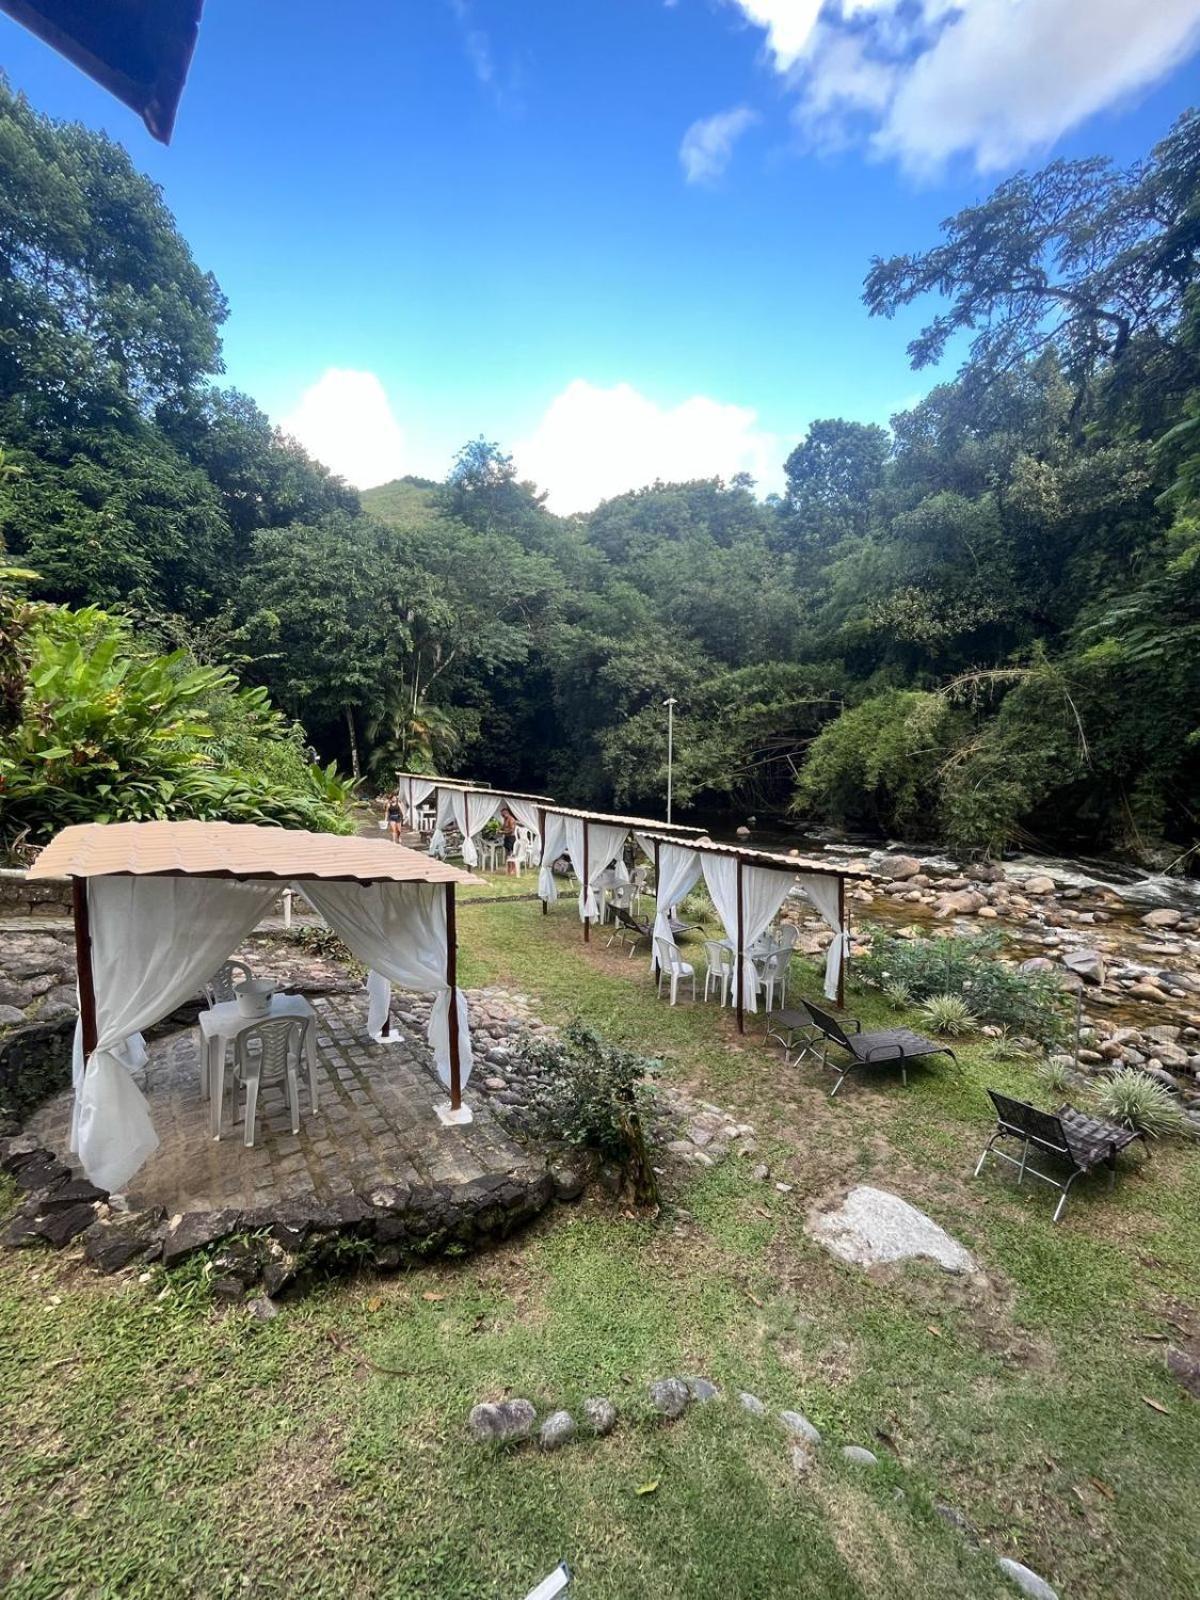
[0,868,71,918]
[0,1018,75,1132]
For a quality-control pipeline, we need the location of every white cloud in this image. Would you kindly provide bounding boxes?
[724,0,824,70]
[875,0,1200,176]
[279,369,407,489]
[722,0,1200,175]
[514,379,782,514]
[680,105,759,182]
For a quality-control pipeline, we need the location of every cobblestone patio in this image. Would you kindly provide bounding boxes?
[28,993,536,1215]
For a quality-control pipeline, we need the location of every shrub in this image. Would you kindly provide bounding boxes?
[0,598,355,846]
[861,932,1068,1046]
[513,1021,661,1204]
[917,993,975,1036]
[1093,1068,1188,1137]
[882,979,913,1009]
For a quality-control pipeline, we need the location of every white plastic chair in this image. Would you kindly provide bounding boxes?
[630,865,649,915]
[774,923,799,951]
[203,958,253,1009]
[234,1016,312,1147]
[754,950,790,1013]
[655,937,695,1006]
[702,939,736,1005]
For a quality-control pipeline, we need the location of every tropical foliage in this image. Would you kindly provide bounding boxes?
[1,81,1199,866]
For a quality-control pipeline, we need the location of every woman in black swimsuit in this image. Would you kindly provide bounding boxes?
[385,792,403,844]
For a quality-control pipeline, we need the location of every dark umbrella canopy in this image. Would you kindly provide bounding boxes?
[0,0,203,143]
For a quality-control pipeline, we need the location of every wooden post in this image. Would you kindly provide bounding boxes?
[735,857,745,1035]
[72,877,98,1057]
[538,806,547,915]
[446,882,461,1111]
[582,821,591,943]
[837,873,847,1010]
[652,837,662,975]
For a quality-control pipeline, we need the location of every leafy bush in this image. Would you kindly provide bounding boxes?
[861,932,1068,1045]
[513,1021,661,1204]
[0,597,356,847]
[882,979,913,1009]
[1093,1068,1188,1137]
[917,993,975,1036]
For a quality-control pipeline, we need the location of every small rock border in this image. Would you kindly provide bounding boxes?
[466,1374,1061,1598]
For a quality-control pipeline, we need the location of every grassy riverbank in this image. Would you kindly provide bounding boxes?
[2,895,1198,1598]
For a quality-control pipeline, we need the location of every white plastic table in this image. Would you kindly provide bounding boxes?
[198,993,319,1140]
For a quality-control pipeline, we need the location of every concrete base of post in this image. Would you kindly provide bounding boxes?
[435,1100,474,1127]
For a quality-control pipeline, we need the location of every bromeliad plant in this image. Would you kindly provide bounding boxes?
[0,598,356,847]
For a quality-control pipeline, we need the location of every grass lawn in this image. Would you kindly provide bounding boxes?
[2,898,1198,1598]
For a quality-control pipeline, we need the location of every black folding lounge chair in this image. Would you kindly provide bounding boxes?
[975,1089,1144,1222]
[765,1004,826,1065]
[804,1000,957,1097]
[605,905,653,956]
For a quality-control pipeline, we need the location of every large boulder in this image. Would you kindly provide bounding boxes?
[1024,875,1057,895]
[878,855,921,881]
[1062,949,1106,986]
[807,1186,977,1275]
[1142,908,1183,929]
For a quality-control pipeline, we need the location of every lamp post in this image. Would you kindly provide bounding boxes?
[664,696,677,823]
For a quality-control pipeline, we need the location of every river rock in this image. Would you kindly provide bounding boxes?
[1024,876,1056,895]
[807,1186,976,1275]
[1128,982,1165,1003]
[1062,949,1105,986]
[649,1377,690,1419]
[997,1557,1060,1600]
[583,1397,617,1435]
[468,1398,537,1444]
[878,855,921,881]
[1142,908,1183,928]
[936,889,985,917]
[539,1410,576,1450]
[779,1410,822,1444]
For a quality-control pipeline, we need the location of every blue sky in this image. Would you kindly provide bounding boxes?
[3,0,1200,509]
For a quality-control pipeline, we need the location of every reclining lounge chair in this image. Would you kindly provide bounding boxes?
[804,1000,957,1097]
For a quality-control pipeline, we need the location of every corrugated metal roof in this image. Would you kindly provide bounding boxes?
[637,830,867,878]
[543,806,706,833]
[28,821,485,885]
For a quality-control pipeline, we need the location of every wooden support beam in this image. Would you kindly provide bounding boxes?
[446,882,461,1110]
[72,876,98,1057]
[837,874,847,1010]
[538,806,547,914]
[735,857,745,1035]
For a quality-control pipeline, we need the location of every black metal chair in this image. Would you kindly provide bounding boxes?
[975,1089,1144,1222]
[606,904,653,956]
[765,1003,829,1065]
[805,999,957,1097]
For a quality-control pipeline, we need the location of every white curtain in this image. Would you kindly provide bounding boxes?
[565,819,628,921]
[402,776,435,824]
[649,842,702,971]
[301,879,474,1090]
[462,792,500,868]
[427,787,465,860]
[538,811,568,903]
[798,873,847,1002]
[701,857,796,1013]
[73,876,277,1191]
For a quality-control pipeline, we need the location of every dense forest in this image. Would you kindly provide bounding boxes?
[1,79,1198,863]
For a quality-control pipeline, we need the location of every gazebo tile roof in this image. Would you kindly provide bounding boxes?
[28,821,484,885]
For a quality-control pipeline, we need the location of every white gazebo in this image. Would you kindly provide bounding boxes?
[393,769,490,828]
[639,832,863,1027]
[425,782,556,868]
[28,821,483,1192]
[535,805,707,941]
